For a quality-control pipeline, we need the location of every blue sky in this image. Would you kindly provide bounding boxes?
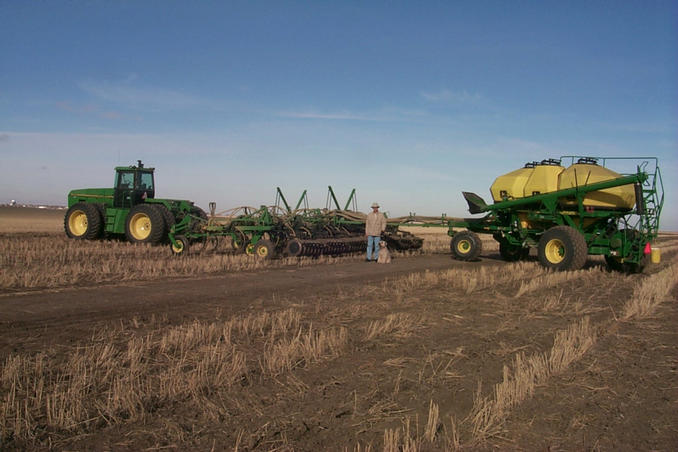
[1,1,677,229]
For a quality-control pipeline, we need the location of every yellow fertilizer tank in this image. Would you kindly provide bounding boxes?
[490,163,535,202]
[558,158,636,209]
[523,159,565,197]
[491,160,565,202]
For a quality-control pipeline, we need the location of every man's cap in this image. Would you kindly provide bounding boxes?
[371,202,380,208]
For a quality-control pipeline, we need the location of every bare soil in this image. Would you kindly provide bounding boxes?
[1,224,676,450]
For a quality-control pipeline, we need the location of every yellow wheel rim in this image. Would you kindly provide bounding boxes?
[245,243,255,255]
[544,238,565,264]
[68,210,88,236]
[172,240,184,254]
[129,212,152,240]
[456,239,471,254]
[257,245,268,258]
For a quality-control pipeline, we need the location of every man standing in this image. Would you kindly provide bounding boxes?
[365,202,387,262]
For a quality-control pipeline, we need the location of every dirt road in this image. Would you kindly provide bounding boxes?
[0,254,500,357]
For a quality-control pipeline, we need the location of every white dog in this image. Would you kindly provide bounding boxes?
[377,240,392,264]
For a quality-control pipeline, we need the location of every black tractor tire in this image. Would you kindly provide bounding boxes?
[125,204,165,244]
[254,239,275,259]
[450,231,483,261]
[153,204,176,239]
[64,203,103,240]
[499,240,529,262]
[537,226,588,271]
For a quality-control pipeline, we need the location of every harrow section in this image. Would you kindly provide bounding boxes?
[168,187,424,258]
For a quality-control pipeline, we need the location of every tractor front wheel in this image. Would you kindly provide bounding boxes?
[450,231,482,261]
[64,203,103,240]
[125,204,165,244]
[537,226,587,271]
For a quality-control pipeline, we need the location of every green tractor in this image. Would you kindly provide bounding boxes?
[64,160,204,244]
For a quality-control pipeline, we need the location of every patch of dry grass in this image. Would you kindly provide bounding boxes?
[0,308,349,444]
[364,313,419,341]
[390,261,544,295]
[514,267,598,298]
[0,235,361,290]
[623,259,678,320]
[468,317,596,442]
[260,325,348,375]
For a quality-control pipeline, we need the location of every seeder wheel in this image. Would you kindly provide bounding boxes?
[170,235,189,255]
[255,239,275,259]
[450,231,482,261]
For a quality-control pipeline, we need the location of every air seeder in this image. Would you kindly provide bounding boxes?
[448,156,664,272]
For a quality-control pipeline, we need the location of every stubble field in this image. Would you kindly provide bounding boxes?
[1,207,677,451]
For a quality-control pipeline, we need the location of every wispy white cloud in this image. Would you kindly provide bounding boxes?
[78,79,205,110]
[420,89,485,105]
[55,101,140,121]
[277,107,429,122]
[277,110,382,121]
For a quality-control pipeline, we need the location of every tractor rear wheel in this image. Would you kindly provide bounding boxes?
[125,204,165,244]
[537,226,587,271]
[450,231,482,261]
[64,203,103,240]
[153,204,175,239]
[499,240,529,262]
[254,239,275,259]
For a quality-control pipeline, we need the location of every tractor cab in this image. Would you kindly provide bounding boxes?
[113,160,155,208]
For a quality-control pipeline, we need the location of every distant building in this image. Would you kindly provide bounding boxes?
[9,200,16,207]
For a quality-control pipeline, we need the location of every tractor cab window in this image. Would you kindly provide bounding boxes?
[138,172,154,192]
[117,171,135,190]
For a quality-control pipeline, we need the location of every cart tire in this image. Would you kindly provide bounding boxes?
[64,203,103,240]
[537,226,587,271]
[125,204,165,244]
[499,241,529,262]
[451,231,482,261]
[171,235,189,255]
[254,239,275,259]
